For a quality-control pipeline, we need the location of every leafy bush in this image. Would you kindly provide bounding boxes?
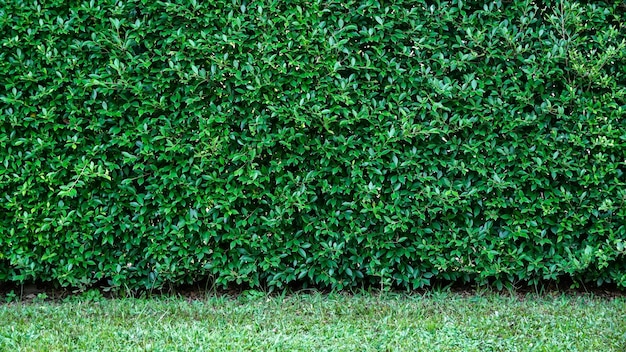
[1,0,625,291]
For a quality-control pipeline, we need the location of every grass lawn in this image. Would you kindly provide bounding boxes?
[1,290,625,351]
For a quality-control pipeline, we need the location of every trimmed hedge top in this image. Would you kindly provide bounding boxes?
[1,0,626,291]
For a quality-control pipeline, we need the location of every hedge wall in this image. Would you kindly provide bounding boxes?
[1,0,626,291]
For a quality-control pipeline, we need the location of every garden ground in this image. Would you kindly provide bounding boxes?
[1,288,625,351]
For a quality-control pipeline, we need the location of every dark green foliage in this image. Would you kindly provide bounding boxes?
[1,0,625,291]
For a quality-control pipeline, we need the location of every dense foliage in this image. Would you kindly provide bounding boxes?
[1,0,626,291]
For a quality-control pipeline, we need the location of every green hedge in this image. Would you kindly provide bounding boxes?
[1,0,626,291]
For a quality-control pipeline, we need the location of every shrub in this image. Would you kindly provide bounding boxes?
[1,0,625,291]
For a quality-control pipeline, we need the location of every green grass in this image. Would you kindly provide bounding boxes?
[1,291,625,351]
